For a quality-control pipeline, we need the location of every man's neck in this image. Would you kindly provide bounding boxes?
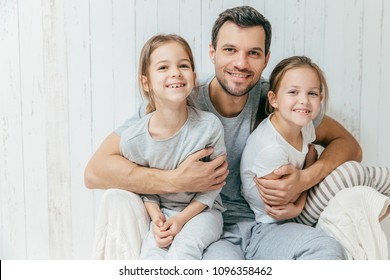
[209,77,249,118]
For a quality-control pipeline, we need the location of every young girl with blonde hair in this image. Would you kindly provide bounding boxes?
[241,56,390,226]
[120,34,226,259]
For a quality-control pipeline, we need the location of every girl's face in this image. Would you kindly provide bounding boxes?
[142,42,196,109]
[268,66,322,128]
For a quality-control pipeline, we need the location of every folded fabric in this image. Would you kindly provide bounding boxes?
[93,189,150,259]
[316,186,390,260]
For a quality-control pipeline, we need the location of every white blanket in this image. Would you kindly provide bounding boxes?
[93,189,149,259]
[93,187,390,260]
[316,186,390,260]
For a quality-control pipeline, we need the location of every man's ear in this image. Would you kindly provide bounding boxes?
[209,43,216,64]
[141,75,149,92]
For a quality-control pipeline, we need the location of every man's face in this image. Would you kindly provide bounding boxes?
[210,21,270,97]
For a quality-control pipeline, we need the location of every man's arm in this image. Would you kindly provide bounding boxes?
[302,115,362,187]
[84,132,229,194]
[257,115,362,206]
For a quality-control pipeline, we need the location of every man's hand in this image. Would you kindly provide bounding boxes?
[256,164,307,206]
[170,148,228,193]
[264,191,307,220]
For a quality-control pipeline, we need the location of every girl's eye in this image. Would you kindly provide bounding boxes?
[288,90,297,95]
[158,65,167,70]
[309,91,320,97]
[180,64,190,68]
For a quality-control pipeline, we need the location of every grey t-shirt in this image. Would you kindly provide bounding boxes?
[119,106,226,212]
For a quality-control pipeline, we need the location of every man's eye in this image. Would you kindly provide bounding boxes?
[249,51,260,57]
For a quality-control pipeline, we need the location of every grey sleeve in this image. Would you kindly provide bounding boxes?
[141,194,160,205]
[115,102,147,136]
[193,189,221,209]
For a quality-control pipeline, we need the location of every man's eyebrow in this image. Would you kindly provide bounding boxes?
[220,44,264,52]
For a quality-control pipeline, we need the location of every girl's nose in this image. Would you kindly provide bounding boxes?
[171,67,181,77]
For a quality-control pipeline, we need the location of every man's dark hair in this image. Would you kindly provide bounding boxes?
[211,5,272,55]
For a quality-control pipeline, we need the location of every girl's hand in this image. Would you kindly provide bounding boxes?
[264,203,302,220]
[160,215,186,237]
[151,212,173,248]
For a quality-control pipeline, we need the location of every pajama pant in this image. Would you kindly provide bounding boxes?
[140,207,223,260]
[293,161,390,226]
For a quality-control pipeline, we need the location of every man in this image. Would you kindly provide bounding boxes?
[85,6,362,259]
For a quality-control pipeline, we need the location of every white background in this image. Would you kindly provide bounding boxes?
[1,0,389,259]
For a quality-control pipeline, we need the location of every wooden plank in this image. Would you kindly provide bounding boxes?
[0,0,27,259]
[179,0,202,73]
[322,1,346,124]
[283,0,306,57]
[223,0,244,10]
[41,0,72,259]
[378,0,390,166]
[360,0,383,165]
[263,0,286,78]
[112,1,137,127]
[90,0,115,147]
[157,0,180,34]
[200,0,224,75]
[18,0,50,259]
[339,0,363,138]
[135,0,158,106]
[64,0,95,259]
[304,0,326,65]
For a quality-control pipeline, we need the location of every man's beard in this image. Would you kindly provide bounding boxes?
[216,73,257,97]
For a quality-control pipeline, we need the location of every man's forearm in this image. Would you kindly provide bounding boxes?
[84,154,175,194]
[302,137,362,191]
[301,115,363,192]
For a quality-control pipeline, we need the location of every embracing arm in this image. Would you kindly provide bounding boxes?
[84,132,228,194]
[300,115,362,190]
[257,115,362,205]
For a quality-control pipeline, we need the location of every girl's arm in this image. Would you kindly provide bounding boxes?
[144,202,173,248]
[160,200,207,236]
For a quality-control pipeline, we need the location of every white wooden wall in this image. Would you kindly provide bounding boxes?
[1,0,389,259]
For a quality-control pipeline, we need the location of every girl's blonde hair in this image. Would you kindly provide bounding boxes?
[266,56,329,114]
[138,34,195,114]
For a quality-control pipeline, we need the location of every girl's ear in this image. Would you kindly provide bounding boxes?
[141,75,149,92]
[268,91,278,108]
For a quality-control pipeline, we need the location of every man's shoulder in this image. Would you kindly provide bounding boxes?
[188,106,222,127]
[256,76,270,96]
